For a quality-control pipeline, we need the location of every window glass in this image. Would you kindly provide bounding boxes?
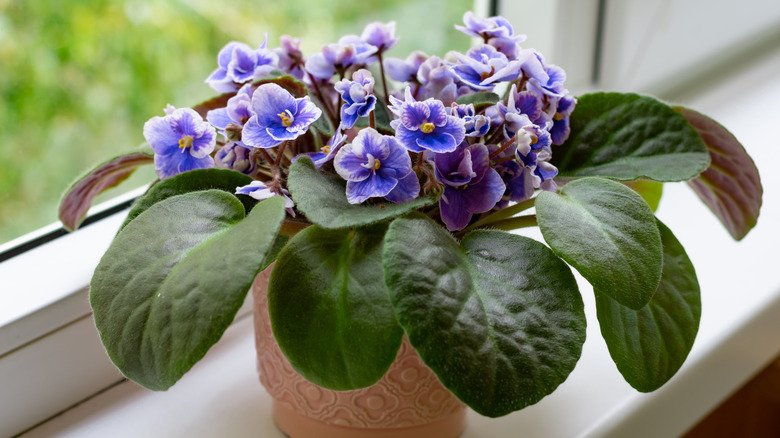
[0,0,474,245]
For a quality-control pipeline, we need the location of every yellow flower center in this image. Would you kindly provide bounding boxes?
[322,145,331,154]
[480,66,496,81]
[553,112,564,121]
[178,135,194,149]
[374,159,381,170]
[420,122,435,133]
[279,110,294,127]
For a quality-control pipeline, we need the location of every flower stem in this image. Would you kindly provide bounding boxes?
[377,51,391,107]
[489,136,516,159]
[274,141,288,167]
[370,110,376,129]
[307,72,339,128]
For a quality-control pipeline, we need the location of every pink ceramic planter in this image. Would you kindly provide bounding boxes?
[251,267,467,438]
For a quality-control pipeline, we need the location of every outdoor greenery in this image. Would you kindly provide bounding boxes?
[0,0,472,244]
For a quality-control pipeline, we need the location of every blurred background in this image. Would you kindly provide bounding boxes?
[3,0,780,247]
[0,0,474,245]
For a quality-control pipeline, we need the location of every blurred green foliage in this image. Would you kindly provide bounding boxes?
[0,0,472,245]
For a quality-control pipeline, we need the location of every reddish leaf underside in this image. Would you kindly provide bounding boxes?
[59,152,154,231]
[675,107,762,241]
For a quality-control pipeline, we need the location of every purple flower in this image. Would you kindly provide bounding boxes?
[305,36,378,80]
[298,130,347,169]
[450,44,524,90]
[361,21,399,52]
[334,128,414,204]
[236,181,295,216]
[274,35,306,81]
[550,94,576,145]
[455,12,527,59]
[415,55,458,104]
[143,107,216,180]
[450,103,490,137]
[241,83,322,149]
[433,143,505,230]
[384,51,428,83]
[215,142,256,175]
[207,84,255,143]
[389,88,465,153]
[206,38,279,93]
[335,69,377,129]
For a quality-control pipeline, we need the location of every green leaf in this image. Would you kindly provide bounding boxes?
[456,92,501,111]
[287,156,436,229]
[59,151,154,231]
[674,106,762,240]
[552,92,710,181]
[268,223,403,390]
[120,168,255,232]
[310,94,335,135]
[596,219,701,392]
[624,180,663,212]
[383,214,586,417]
[90,191,286,390]
[536,177,662,309]
[373,97,394,134]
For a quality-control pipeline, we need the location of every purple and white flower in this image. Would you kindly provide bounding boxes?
[384,51,429,83]
[305,36,378,80]
[334,128,415,204]
[236,180,296,216]
[215,142,256,175]
[335,69,377,129]
[298,130,347,169]
[274,35,306,81]
[389,88,465,153]
[143,107,216,180]
[241,83,322,149]
[433,143,505,230]
[450,103,490,137]
[207,84,255,143]
[361,21,399,53]
[450,44,524,90]
[455,12,527,59]
[206,38,278,93]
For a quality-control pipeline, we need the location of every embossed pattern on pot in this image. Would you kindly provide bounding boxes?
[251,267,466,435]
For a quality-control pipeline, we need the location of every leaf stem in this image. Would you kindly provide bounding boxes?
[279,219,311,237]
[463,197,536,232]
[485,214,538,231]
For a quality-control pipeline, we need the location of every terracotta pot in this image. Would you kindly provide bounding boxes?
[251,267,467,438]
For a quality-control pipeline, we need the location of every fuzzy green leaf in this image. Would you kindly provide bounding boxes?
[674,106,762,240]
[596,219,701,391]
[536,177,663,309]
[268,223,403,390]
[90,191,285,390]
[456,92,500,110]
[383,214,585,417]
[287,156,435,229]
[552,92,710,181]
[121,168,255,232]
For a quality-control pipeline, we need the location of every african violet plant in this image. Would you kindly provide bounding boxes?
[60,11,762,417]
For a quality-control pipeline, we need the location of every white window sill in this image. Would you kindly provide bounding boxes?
[8,19,780,438]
